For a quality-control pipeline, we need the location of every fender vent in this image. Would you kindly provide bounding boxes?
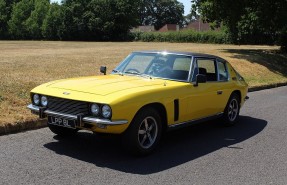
[174,99,179,121]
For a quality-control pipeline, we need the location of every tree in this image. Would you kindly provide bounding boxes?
[0,0,7,38]
[140,0,184,30]
[0,0,21,39]
[42,3,64,40]
[8,0,34,39]
[184,2,200,26]
[60,0,86,40]
[192,0,287,50]
[25,0,50,39]
[230,0,287,45]
[61,0,139,40]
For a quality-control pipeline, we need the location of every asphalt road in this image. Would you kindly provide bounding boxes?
[1,86,287,185]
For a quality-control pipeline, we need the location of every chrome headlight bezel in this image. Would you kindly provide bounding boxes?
[33,94,40,105]
[40,95,48,107]
[90,103,100,116]
[101,105,112,119]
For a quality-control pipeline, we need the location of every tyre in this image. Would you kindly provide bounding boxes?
[222,93,240,126]
[48,124,78,136]
[123,107,162,156]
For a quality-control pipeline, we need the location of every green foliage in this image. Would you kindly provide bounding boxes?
[0,0,7,38]
[8,0,34,39]
[193,0,287,46]
[0,0,21,38]
[279,28,287,53]
[25,0,50,39]
[61,0,140,40]
[2,0,285,46]
[140,0,184,30]
[42,3,64,40]
[132,30,230,44]
[2,0,140,41]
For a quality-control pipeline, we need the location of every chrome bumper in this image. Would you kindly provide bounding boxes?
[27,104,128,126]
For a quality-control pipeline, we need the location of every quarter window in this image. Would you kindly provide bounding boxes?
[217,60,228,81]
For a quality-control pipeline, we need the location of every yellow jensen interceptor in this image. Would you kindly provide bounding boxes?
[27,51,248,155]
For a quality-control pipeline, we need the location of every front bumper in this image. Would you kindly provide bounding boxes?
[27,104,128,127]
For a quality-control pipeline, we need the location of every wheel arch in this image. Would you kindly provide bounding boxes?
[232,90,242,105]
[132,103,168,132]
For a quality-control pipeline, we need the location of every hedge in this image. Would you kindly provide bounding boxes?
[130,30,231,44]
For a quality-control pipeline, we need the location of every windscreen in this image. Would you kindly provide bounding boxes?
[113,52,192,81]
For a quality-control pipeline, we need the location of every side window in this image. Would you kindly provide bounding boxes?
[193,58,217,82]
[217,60,228,81]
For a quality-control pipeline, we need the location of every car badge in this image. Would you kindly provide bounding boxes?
[63,92,70,95]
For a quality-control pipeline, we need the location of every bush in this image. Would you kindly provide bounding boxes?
[130,30,231,44]
[279,28,287,53]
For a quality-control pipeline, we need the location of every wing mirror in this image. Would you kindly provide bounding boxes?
[100,66,107,75]
[194,74,207,86]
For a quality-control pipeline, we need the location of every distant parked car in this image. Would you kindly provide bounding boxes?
[27,51,248,155]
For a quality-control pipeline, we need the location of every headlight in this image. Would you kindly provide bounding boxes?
[90,103,100,116]
[101,105,112,118]
[33,94,40,105]
[41,96,48,107]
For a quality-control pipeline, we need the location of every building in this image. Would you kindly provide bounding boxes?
[184,20,220,32]
[158,24,179,32]
[130,25,155,32]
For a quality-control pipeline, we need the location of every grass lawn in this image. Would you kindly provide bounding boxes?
[0,41,286,127]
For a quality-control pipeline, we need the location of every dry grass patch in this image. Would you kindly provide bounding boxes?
[0,41,286,127]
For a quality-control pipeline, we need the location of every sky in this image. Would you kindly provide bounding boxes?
[50,0,191,15]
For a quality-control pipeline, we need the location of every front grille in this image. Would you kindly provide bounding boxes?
[47,96,89,115]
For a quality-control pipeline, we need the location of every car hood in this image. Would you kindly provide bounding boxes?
[46,74,166,96]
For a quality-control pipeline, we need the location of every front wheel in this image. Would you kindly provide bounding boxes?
[222,93,240,126]
[123,107,162,156]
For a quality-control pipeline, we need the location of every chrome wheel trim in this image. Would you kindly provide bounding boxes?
[138,116,158,149]
[228,98,239,122]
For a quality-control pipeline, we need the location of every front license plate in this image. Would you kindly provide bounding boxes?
[48,116,76,129]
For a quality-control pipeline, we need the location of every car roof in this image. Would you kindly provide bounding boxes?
[133,50,223,59]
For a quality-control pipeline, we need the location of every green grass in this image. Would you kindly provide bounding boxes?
[0,41,286,127]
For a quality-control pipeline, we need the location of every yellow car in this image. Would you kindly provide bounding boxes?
[27,51,248,155]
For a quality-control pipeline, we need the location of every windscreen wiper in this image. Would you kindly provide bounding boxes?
[124,71,141,75]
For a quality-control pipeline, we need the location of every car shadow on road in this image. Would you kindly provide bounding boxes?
[44,116,267,175]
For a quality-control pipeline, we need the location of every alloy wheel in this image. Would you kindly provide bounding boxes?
[138,116,158,149]
[228,99,239,122]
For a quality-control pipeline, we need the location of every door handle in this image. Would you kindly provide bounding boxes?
[217,90,223,95]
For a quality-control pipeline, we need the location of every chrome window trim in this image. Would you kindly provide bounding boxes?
[187,56,195,82]
[132,51,194,57]
[216,58,230,82]
[216,58,220,81]
[191,56,218,82]
[190,57,198,82]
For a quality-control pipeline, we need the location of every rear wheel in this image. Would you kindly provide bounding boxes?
[48,124,78,136]
[222,93,240,126]
[124,107,162,156]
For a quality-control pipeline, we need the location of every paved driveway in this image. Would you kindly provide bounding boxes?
[0,86,286,185]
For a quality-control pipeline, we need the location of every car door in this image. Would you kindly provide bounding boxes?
[186,57,227,120]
